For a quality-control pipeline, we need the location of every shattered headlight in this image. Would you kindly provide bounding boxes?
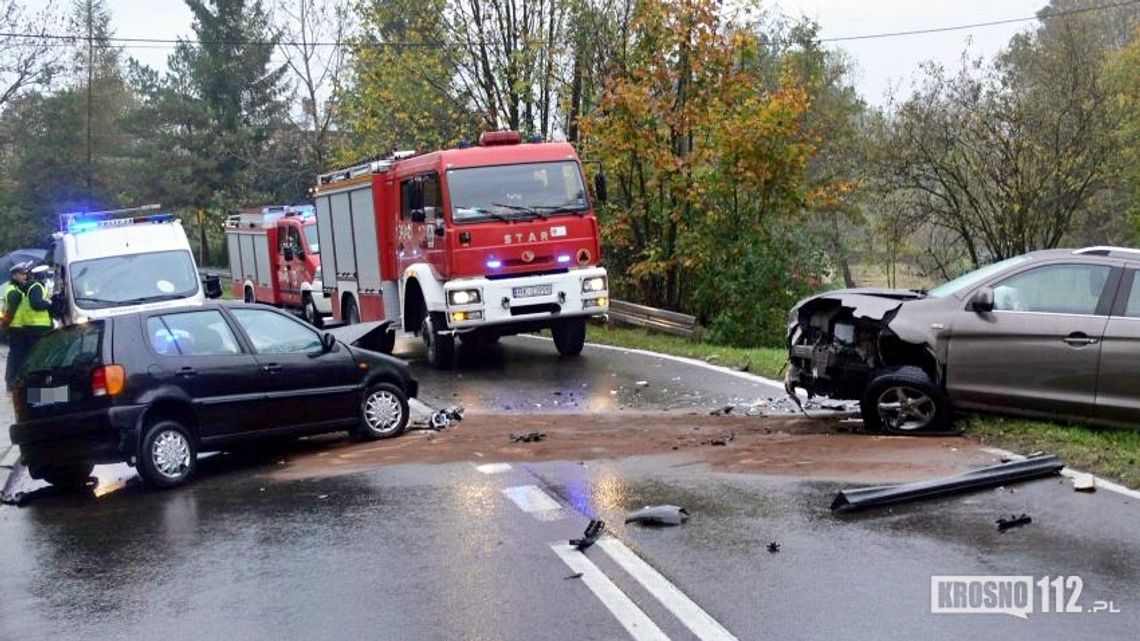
[448,289,482,306]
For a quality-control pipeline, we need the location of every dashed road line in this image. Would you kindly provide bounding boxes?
[502,484,566,521]
[598,537,739,641]
[551,543,672,641]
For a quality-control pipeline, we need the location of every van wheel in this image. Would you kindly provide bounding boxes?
[421,312,454,369]
[860,366,952,434]
[552,318,586,357]
[40,464,94,490]
[343,297,360,325]
[354,382,409,440]
[139,420,197,488]
[244,287,255,303]
[303,294,323,328]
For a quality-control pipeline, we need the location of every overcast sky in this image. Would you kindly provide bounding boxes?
[91,0,1047,108]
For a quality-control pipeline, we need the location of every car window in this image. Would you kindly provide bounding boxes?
[1122,273,1140,317]
[21,322,103,374]
[230,308,322,354]
[991,264,1111,315]
[147,311,242,356]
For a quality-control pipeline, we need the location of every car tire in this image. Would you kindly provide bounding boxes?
[860,366,952,434]
[303,294,323,328]
[354,382,410,440]
[343,297,360,325]
[39,464,94,490]
[460,332,499,347]
[244,287,255,303]
[138,420,197,489]
[421,312,454,369]
[552,318,586,357]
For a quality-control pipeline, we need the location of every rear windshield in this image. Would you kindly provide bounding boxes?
[20,322,104,376]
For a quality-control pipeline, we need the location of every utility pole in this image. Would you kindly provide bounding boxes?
[85,0,93,202]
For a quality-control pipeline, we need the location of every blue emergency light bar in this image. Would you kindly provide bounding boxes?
[60,212,176,234]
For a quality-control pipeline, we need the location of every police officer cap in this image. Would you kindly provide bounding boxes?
[9,260,33,274]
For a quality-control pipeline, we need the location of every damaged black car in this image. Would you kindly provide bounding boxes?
[786,247,1140,434]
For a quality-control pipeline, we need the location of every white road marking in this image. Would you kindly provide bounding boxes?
[551,543,672,641]
[475,463,512,475]
[598,538,739,641]
[517,334,787,392]
[982,447,1140,501]
[502,485,566,521]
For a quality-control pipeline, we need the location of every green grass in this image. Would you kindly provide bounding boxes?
[590,322,1140,489]
[585,323,787,380]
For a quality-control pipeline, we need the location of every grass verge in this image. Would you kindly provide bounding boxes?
[590,322,1140,489]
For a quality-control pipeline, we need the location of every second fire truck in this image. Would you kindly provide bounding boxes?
[312,131,609,368]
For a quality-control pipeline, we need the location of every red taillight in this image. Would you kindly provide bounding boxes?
[92,365,126,397]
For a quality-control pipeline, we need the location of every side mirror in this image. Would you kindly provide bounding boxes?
[204,274,223,299]
[410,209,426,223]
[593,170,608,205]
[969,287,994,313]
[283,246,295,262]
[320,332,337,352]
[434,218,446,237]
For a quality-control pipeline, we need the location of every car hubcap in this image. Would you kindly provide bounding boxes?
[152,430,191,478]
[877,386,936,431]
[364,390,403,433]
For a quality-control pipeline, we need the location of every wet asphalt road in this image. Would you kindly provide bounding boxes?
[2,337,1139,639]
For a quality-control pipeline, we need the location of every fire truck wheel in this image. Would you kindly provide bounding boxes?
[343,297,360,325]
[303,294,323,328]
[552,318,586,357]
[244,287,254,303]
[421,312,455,369]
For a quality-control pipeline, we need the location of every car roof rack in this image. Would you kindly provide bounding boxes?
[1072,246,1140,258]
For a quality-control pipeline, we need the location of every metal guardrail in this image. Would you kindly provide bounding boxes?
[607,299,701,340]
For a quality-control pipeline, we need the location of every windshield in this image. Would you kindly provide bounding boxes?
[448,161,588,223]
[303,224,319,254]
[927,255,1031,298]
[71,250,200,310]
[21,322,103,376]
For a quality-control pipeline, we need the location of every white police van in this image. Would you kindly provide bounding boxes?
[52,205,221,324]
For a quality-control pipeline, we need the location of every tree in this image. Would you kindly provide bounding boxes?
[0,0,64,108]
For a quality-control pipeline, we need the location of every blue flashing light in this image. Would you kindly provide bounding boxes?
[486,259,503,269]
[557,255,571,264]
[68,220,99,233]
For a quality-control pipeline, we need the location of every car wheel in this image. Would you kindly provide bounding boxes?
[244,287,255,303]
[421,312,454,369]
[343,297,360,325]
[460,332,499,347]
[552,318,586,357]
[39,464,94,490]
[139,420,197,489]
[354,382,410,440]
[303,294,323,328]
[860,366,952,434]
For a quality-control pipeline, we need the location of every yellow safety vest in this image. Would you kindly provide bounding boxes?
[0,281,13,318]
[10,282,53,329]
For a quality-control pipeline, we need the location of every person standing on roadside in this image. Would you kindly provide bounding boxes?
[4,262,53,390]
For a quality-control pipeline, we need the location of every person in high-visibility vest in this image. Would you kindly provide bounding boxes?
[4,261,53,390]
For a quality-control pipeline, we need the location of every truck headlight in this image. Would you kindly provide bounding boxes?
[582,276,607,293]
[448,289,482,306]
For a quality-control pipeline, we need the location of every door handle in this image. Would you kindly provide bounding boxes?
[177,367,197,378]
[1062,333,1099,346]
[261,363,283,374]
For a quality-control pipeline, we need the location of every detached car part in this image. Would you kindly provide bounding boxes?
[830,455,1064,512]
[625,505,690,526]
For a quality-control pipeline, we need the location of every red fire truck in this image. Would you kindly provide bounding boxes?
[312,131,609,368]
[225,205,331,326]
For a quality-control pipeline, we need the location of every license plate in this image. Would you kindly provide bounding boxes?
[28,385,69,406]
[512,284,552,298]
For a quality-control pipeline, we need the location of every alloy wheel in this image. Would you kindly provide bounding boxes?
[876,386,937,432]
[152,430,192,479]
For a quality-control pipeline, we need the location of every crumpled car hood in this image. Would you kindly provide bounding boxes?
[790,288,927,322]
[327,320,393,351]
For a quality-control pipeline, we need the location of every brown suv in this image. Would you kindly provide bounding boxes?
[786,246,1140,434]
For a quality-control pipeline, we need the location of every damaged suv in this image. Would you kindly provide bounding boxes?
[787,246,1140,434]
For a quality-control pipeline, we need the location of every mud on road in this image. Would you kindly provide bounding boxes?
[272,412,997,483]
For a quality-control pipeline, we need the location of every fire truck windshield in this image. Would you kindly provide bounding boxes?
[448,161,588,223]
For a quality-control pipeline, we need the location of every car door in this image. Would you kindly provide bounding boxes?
[227,306,361,430]
[946,262,1116,418]
[145,309,265,440]
[1096,268,1140,425]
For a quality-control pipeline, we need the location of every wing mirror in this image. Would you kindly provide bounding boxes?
[969,287,994,313]
[283,246,295,261]
[593,170,608,204]
[204,274,223,299]
[320,332,337,352]
[434,218,446,237]
[410,209,426,223]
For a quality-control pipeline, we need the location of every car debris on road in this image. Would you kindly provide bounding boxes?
[625,504,690,526]
[997,513,1033,532]
[830,455,1064,512]
[1071,472,1097,492]
[509,431,547,443]
[571,519,605,551]
[767,541,781,553]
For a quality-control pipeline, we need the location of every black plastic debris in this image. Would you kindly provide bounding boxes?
[997,514,1032,532]
[830,455,1064,512]
[429,406,465,430]
[571,519,605,551]
[510,431,547,443]
[564,572,584,580]
[625,505,690,526]
[710,433,735,446]
[767,541,781,553]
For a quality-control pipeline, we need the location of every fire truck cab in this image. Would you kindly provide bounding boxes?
[313,131,609,368]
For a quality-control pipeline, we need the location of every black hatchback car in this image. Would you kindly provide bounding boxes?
[9,302,418,489]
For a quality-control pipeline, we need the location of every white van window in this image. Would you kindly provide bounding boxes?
[71,250,199,310]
